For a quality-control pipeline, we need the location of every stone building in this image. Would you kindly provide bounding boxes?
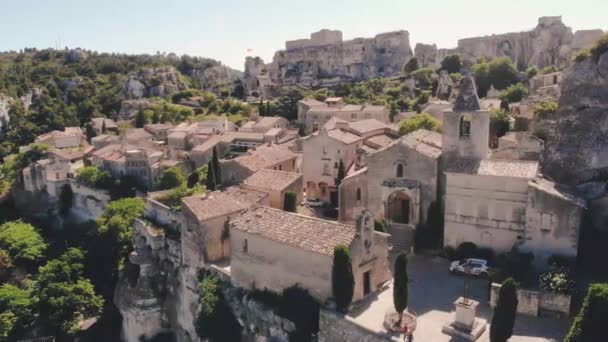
[297,97,390,134]
[442,72,585,265]
[181,187,270,264]
[230,206,391,303]
[241,169,303,209]
[90,117,118,135]
[220,144,299,185]
[530,71,563,95]
[35,127,84,149]
[338,129,443,250]
[302,118,398,204]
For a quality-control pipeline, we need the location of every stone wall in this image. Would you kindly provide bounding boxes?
[490,283,571,317]
[318,309,399,342]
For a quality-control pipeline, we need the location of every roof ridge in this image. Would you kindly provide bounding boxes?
[247,204,355,229]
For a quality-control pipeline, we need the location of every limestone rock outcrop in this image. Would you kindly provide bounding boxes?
[118,99,154,120]
[264,29,413,86]
[542,51,608,229]
[191,64,241,91]
[0,94,11,133]
[121,67,189,99]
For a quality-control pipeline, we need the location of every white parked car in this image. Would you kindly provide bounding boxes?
[449,258,490,277]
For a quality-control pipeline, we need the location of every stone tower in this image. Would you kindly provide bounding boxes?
[442,67,490,163]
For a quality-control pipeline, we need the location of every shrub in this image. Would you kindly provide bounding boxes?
[441,246,458,261]
[494,250,534,283]
[76,166,112,189]
[332,244,354,312]
[374,219,387,233]
[539,268,576,295]
[156,166,186,190]
[398,112,441,136]
[565,283,608,342]
[195,274,241,342]
[539,65,558,75]
[574,49,590,63]
[441,54,462,74]
[548,254,576,270]
[533,101,558,120]
[393,253,409,322]
[456,242,478,259]
[278,286,320,341]
[499,83,529,104]
[590,33,608,62]
[490,278,518,342]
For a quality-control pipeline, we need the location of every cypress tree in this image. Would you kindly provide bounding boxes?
[393,253,409,324]
[151,111,159,124]
[212,147,221,185]
[205,161,217,191]
[135,110,147,128]
[332,244,354,312]
[85,123,96,143]
[283,191,297,212]
[335,159,345,188]
[490,278,519,342]
[565,283,608,342]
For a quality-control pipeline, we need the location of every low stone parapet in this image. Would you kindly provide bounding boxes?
[490,283,571,318]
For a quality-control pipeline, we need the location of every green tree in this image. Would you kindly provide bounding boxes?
[565,283,608,342]
[533,101,559,120]
[441,54,462,74]
[473,58,491,97]
[335,159,345,188]
[58,183,74,216]
[490,109,511,139]
[76,166,112,188]
[36,248,103,336]
[411,68,434,89]
[283,191,297,212]
[0,284,34,341]
[525,66,538,80]
[0,221,47,265]
[488,57,519,90]
[212,147,222,186]
[205,161,217,191]
[156,166,186,190]
[96,197,145,261]
[403,57,419,74]
[332,244,354,312]
[499,83,529,104]
[490,278,518,342]
[398,112,441,136]
[151,111,159,124]
[389,101,399,123]
[135,109,147,128]
[84,122,96,143]
[274,88,304,121]
[195,274,241,342]
[393,253,409,324]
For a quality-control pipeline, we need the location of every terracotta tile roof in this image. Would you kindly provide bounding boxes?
[231,205,356,256]
[231,145,297,172]
[182,186,268,221]
[446,159,539,178]
[528,178,586,207]
[365,134,395,148]
[243,169,301,192]
[191,136,222,153]
[327,129,362,144]
[255,116,285,128]
[50,149,84,161]
[346,119,392,135]
[298,99,326,107]
[125,128,153,140]
[373,129,442,158]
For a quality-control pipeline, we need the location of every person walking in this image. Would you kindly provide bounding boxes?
[402,324,409,341]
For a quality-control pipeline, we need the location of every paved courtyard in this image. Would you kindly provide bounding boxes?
[348,255,569,342]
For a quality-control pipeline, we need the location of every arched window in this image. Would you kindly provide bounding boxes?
[356,188,361,201]
[396,163,404,178]
[460,114,471,137]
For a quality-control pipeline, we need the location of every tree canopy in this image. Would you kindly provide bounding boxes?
[0,220,47,264]
[332,244,354,312]
[441,54,462,74]
[398,112,441,136]
[156,166,187,190]
[565,283,608,342]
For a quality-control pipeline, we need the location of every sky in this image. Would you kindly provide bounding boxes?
[1,0,606,70]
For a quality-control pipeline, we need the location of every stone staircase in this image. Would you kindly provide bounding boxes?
[388,223,415,252]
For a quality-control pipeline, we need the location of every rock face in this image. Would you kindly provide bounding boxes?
[121,67,188,99]
[542,51,608,229]
[0,94,11,133]
[191,64,241,91]
[118,99,154,120]
[415,17,603,71]
[264,29,413,86]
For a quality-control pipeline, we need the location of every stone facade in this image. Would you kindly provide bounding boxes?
[490,283,571,318]
[298,97,390,134]
[230,208,391,303]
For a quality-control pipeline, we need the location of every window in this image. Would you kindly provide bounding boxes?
[351,113,357,119]
[396,163,404,178]
[279,165,282,171]
[312,123,318,131]
[242,239,248,253]
[356,188,361,201]
[313,115,318,119]
[323,163,330,175]
[460,115,471,137]
[334,162,338,168]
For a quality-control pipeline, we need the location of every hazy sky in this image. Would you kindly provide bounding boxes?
[1,0,606,70]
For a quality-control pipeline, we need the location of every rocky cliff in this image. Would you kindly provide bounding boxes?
[0,94,11,133]
[191,64,241,91]
[261,29,413,87]
[542,48,608,228]
[414,17,604,70]
[121,66,189,99]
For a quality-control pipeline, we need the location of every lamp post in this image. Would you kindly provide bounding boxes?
[463,262,471,305]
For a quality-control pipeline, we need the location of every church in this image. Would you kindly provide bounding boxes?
[338,70,585,265]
